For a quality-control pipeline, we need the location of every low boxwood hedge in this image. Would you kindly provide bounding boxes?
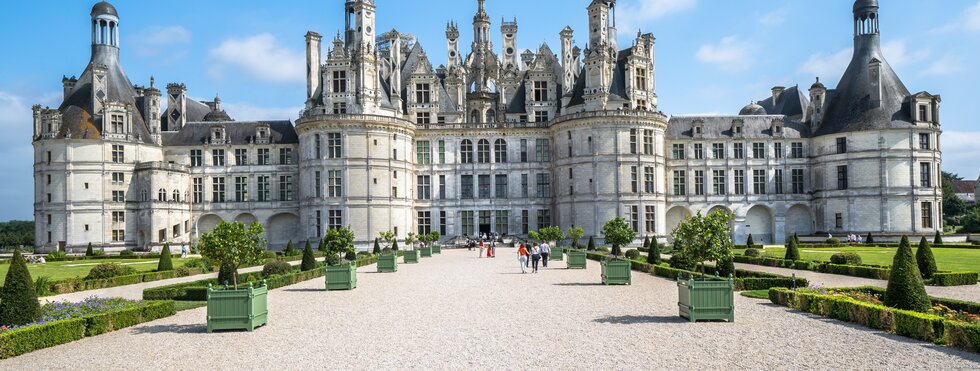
[833,286,980,314]
[45,268,203,296]
[83,301,176,336]
[769,288,979,352]
[931,272,979,286]
[582,252,807,291]
[734,255,891,280]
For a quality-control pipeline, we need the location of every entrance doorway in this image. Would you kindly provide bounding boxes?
[479,224,491,236]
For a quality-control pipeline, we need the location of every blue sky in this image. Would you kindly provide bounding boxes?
[1,0,979,221]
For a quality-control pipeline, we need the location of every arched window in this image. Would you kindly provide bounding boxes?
[477,139,491,163]
[158,189,167,202]
[460,140,473,164]
[173,190,180,203]
[470,110,480,123]
[494,139,507,163]
[486,110,496,123]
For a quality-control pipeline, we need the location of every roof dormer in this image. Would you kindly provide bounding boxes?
[731,119,744,138]
[210,125,227,144]
[692,119,704,138]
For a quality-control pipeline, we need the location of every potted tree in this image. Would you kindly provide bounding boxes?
[673,210,735,322]
[376,233,398,273]
[428,231,442,254]
[566,231,588,269]
[323,226,357,290]
[412,232,432,258]
[567,226,584,251]
[538,226,565,262]
[600,218,634,285]
[199,221,268,332]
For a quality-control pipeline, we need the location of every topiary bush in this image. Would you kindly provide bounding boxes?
[373,238,381,255]
[642,236,650,252]
[830,252,862,265]
[301,241,316,272]
[262,260,292,277]
[624,249,640,260]
[91,250,106,257]
[596,247,610,253]
[647,238,661,264]
[85,243,94,257]
[744,248,761,257]
[261,251,277,260]
[324,253,341,267]
[0,250,42,326]
[825,237,841,246]
[668,253,695,271]
[392,240,399,251]
[884,236,930,312]
[157,244,173,272]
[587,236,596,251]
[866,233,874,245]
[119,249,134,258]
[746,234,755,247]
[85,263,135,280]
[784,236,801,261]
[933,230,943,245]
[915,236,937,279]
[344,250,357,262]
[282,240,296,256]
[716,255,736,278]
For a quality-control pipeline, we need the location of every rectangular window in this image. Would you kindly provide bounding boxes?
[111,145,124,163]
[417,175,431,200]
[835,213,843,229]
[774,143,783,159]
[533,81,549,102]
[257,148,270,165]
[212,177,226,202]
[257,176,270,201]
[460,175,473,199]
[315,211,322,238]
[521,210,530,234]
[921,202,933,229]
[495,140,507,163]
[110,114,124,133]
[417,211,432,235]
[495,174,508,198]
[836,137,847,154]
[791,142,804,158]
[279,176,293,201]
[671,144,685,160]
[521,174,529,198]
[643,130,654,155]
[417,141,431,165]
[536,173,551,198]
[837,165,848,190]
[774,169,784,194]
[629,205,639,233]
[495,210,509,235]
[645,206,656,234]
[753,169,766,194]
[534,111,549,123]
[520,139,528,162]
[392,186,398,198]
[535,139,550,162]
[629,129,638,154]
[235,149,248,166]
[193,178,203,203]
[328,210,343,230]
[733,143,744,159]
[712,143,725,159]
[327,133,342,159]
[111,190,124,202]
[631,166,639,193]
[314,171,322,198]
[111,230,124,242]
[111,172,124,183]
[332,70,347,93]
[190,150,202,167]
[635,68,647,90]
[439,211,447,236]
[112,211,125,223]
[694,170,705,196]
[537,209,551,229]
[438,140,446,164]
[416,83,431,103]
[693,143,704,160]
[567,132,573,157]
[173,224,180,238]
[791,169,805,194]
[673,170,686,196]
[919,133,930,150]
[478,174,491,198]
[211,149,225,167]
[920,162,932,188]
[314,134,322,159]
[461,211,474,236]
[332,102,347,114]
[734,170,746,195]
[416,112,431,125]
[918,105,928,122]
[235,176,248,202]
[279,148,293,165]
[713,170,726,195]
[752,143,765,159]
[644,166,655,193]
[439,175,446,199]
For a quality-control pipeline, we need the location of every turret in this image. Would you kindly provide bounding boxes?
[305,31,322,103]
[345,0,376,53]
[165,83,187,132]
[446,22,461,68]
[144,77,161,136]
[807,77,827,125]
[501,18,518,70]
[587,0,616,49]
[560,27,577,95]
[91,1,120,66]
[473,0,491,47]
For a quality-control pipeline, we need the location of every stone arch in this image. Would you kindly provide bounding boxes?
[235,213,257,225]
[665,206,692,235]
[197,214,222,235]
[267,213,300,250]
[745,205,774,244]
[786,204,814,238]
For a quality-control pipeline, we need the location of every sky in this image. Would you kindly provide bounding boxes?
[1,0,979,221]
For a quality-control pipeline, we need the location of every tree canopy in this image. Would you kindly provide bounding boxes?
[670,210,735,276]
[197,221,266,288]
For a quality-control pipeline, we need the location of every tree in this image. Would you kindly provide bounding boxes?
[392,240,399,251]
[405,232,418,250]
[587,236,596,251]
[916,236,938,279]
[379,231,395,250]
[602,217,636,257]
[884,236,930,312]
[647,237,661,265]
[157,243,173,271]
[527,231,540,242]
[746,234,755,247]
[866,233,874,245]
[283,240,295,256]
[324,226,356,259]
[784,235,801,261]
[301,241,317,271]
[85,243,94,257]
[942,172,968,224]
[962,207,980,233]
[537,226,565,246]
[317,239,327,253]
[669,210,734,277]
[933,230,943,245]
[373,238,381,255]
[198,221,266,289]
[0,250,41,326]
[567,226,584,249]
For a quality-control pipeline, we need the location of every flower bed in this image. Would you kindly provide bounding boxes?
[583,252,807,291]
[0,298,175,358]
[769,287,980,353]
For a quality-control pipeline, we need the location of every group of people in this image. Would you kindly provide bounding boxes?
[517,241,551,273]
[828,233,864,244]
[25,255,46,264]
[477,239,496,258]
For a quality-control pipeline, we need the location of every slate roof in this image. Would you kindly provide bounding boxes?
[952,180,976,194]
[161,121,298,146]
[667,115,809,140]
[757,86,808,118]
[161,98,213,131]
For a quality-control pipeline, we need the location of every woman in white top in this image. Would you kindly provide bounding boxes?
[531,244,542,273]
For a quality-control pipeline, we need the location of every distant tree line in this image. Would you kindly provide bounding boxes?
[942,172,980,233]
[0,220,34,248]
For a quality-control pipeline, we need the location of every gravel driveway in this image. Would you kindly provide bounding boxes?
[3,249,978,369]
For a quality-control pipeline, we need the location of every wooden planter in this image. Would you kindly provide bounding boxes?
[206,281,268,333]
[420,247,433,257]
[549,247,564,261]
[377,254,398,273]
[431,245,442,254]
[677,277,735,322]
[566,250,587,269]
[601,259,632,285]
[403,250,420,264]
[325,263,357,290]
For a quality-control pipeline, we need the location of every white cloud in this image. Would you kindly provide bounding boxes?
[0,91,30,129]
[798,48,851,83]
[939,131,980,177]
[617,0,697,34]
[695,36,755,71]
[922,54,964,76]
[759,7,790,27]
[880,39,929,68]
[967,1,980,31]
[209,34,305,84]
[221,102,303,121]
[130,26,191,60]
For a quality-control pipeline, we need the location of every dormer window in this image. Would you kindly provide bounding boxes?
[332,71,348,93]
[918,104,928,122]
[110,114,125,133]
[732,120,744,137]
[416,83,431,103]
[692,120,704,138]
[212,126,226,143]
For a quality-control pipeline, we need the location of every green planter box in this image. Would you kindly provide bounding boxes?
[403,250,420,264]
[325,264,357,290]
[420,247,433,257]
[566,250,587,269]
[549,247,564,261]
[432,245,442,254]
[377,254,398,273]
[677,277,735,322]
[206,281,268,333]
[601,259,632,285]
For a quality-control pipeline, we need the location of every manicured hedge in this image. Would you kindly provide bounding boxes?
[582,252,807,291]
[931,272,979,286]
[734,255,890,280]
[769,288,978,353]
[833,286,980,314]
[45,269,203,296]
[0,300,175,359]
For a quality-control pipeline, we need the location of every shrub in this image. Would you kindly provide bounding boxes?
[784,236,801,261]
[373,238,381,255]
[746,234,755,247]
[217,260,238,286]
[324,253,341,267]
[866,233,874,244]
[392,240,399,251]
[0,250,41,326]
[930,272,979,286]
[119,249,134,258]
[356,251,372,259]
[934,230,943,245]
[744,248,761,257]
[624,249,640,260]
[344,250,357,261]
[596,247,609,253]
[91,250,106,257]
[647,238,661,264]
[262,260,292,277]
[587,236,596,251]
[47,251,68,261]
[642,236,650,252]
[825,237,841,246]
[301,241,317,271]
[916,236,938,279]
[0,318,87,359]
[85,243,93,257]
[174,266,192,277]
[830,252,863,265]
[884,236,930,312]
[668,253,695,271]
[157,244,173,272]
[85,263,135,280]
[261,251,277,260]
[33,276,52,296]
[282,240,296,256]
[716,255,736,278]
[182,257,212,273]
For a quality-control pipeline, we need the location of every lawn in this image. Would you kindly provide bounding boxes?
[734,246,980,272]
[0,258,192,285]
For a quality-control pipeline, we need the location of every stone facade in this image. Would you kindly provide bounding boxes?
[33,0,941,251]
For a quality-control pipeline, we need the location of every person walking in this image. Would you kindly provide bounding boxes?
[479,239,484,258]
[540,241,550,268]
[522,242,530,268]
[518,244,528,273]
[531,243,541,273]
[180,244,188,258]
[489,239,496,258]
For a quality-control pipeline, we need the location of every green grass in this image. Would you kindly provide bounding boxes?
[740,290,770,299]
[0,258,192,285]
[735,246,980,272]
[174,301,207,311]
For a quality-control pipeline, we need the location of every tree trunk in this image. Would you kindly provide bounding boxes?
[232,265,239,289]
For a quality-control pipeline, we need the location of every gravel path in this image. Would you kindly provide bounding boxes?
[733,262,980,302]
[4,249,979,369]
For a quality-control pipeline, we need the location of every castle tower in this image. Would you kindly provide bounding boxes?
[165,83,187,132]
[560,26,577,96]
[446,22,461,69]
[501,18,518,70]
[305,31,322,106]
[473,0,490,47]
